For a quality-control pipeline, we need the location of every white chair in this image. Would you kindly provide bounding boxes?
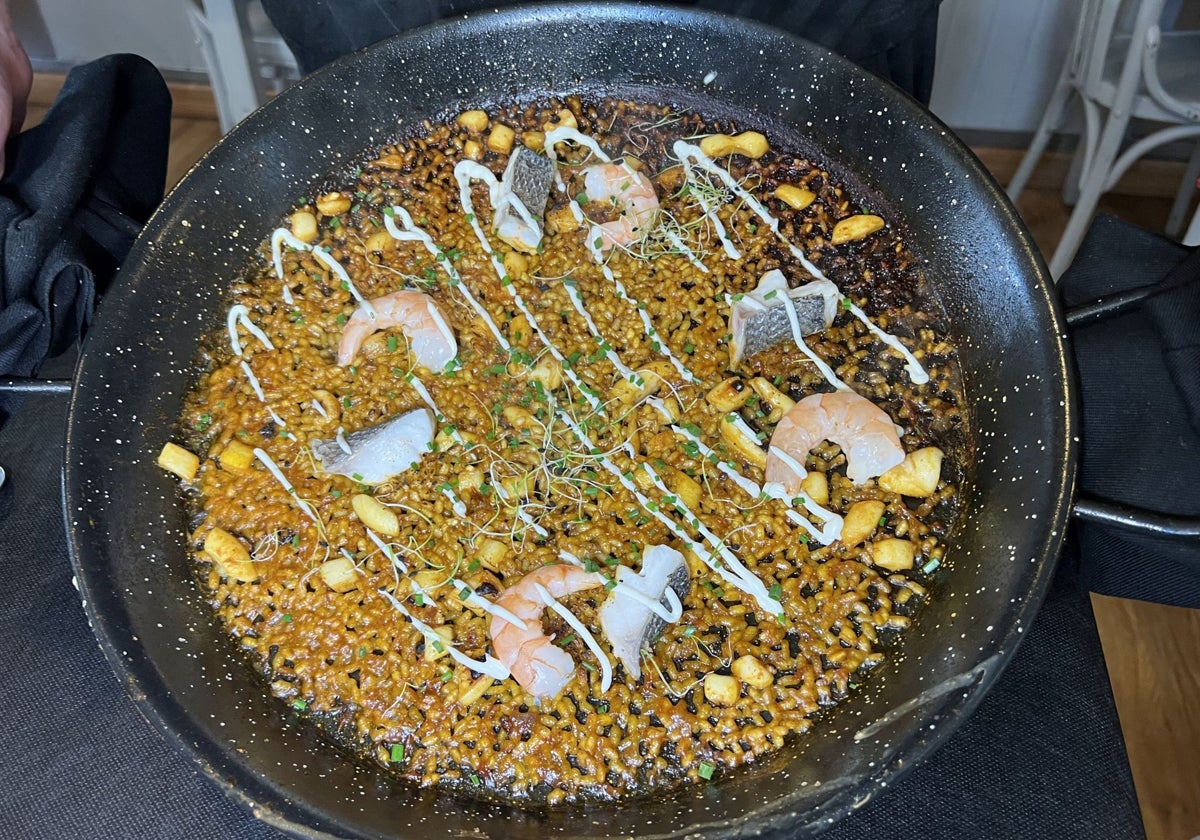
[1007,0,1200,278]
[185,0,300,133]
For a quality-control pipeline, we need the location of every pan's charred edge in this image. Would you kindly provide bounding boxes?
[63,4,1069,839]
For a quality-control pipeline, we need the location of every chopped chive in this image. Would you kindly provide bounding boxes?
[683,626,696,637]
[581,661,597,673]
[390,744,405,762]
[441,670,453,682]
[387,335,398,353]
[458,587,472,601]
[768,583,783,601]
[555,634,577,647]
[292,698,308,711]
[922,558,941,574]
[698,761,715,780]
[280,613,293,623]
[575,191,589,205]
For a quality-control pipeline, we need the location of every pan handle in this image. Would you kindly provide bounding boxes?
[0,378,72,394]
[1064,277,1200,543]
[1072,496,1200,540]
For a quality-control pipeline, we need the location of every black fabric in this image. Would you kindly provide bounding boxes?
[0,381,1142,837]
[259,0,941,103]
[1060,215,1200,608]
[0,54,170,377]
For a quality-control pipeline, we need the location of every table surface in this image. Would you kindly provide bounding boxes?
[0,375,1144,839]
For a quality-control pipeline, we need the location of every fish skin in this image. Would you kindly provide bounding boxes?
[506,146,554,219]
[740,292,828,359]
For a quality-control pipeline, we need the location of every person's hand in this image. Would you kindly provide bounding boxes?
[0,0,31,177]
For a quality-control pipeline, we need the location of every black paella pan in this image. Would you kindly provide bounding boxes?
[63,4,1078,837]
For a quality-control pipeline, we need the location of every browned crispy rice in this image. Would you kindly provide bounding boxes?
[168,97,969,804]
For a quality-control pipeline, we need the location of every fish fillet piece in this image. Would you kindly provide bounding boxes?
[729,269,839,365]
[599,545,690,680]
[311,408,435,485]
[492,146,554,253]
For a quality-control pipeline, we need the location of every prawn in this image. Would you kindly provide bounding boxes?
[489,564,603,701]
[582,163,659,251]
[765,390,905,493]
[336,289,457,370]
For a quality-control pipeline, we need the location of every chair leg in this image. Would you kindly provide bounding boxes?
[1166,141,1200,239]
[1008,63,1076,203]
[1050,108,1133,279]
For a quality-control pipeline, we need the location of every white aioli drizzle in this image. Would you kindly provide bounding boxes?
[335,426,352,455]
[310,398,329,419]
[561,278,635,380]
[764,446,845,542]
[450,579,528,630]
[533,581,613,692]
[661,228,709,272]
[453,161,605,414]
[843,300,930,384]
[674,140,829,281]
[441,486,468,517]
[310,245,376,320]
[493,480,550,537]
[240,361,266,401]
[641,462,782,614]
[266,407,287,428]
[252,447,318,523]
[542,128,697,384]
[269,228,313,304]
[673,424,760,498]
[383,206,510,349]
[378,588,510,681]
[366,527,407,574]
[403,371,465,447]
[226,305,274,356]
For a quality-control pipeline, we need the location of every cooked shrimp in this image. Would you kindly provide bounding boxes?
[336,289,457,370]
[765,390,905,493]
[489,564,603,701]
[582,163,659,251]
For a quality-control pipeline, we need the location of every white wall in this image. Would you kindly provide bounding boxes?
[19,0,1082,135]
[28,0,207,74]
[929,0,1082,133]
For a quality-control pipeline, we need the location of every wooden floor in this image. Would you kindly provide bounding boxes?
[27,75,1200,840]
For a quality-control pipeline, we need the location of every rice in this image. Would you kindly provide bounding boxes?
[179,97,968,804]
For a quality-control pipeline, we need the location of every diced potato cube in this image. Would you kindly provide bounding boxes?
[365,229,393,254]
[458,468,484,494]
[503,250,528,279]
[871,538,916,571]
[290,210,318,243]
[217,439,255,472]
[319,557,359,592]
[878,447,944,497]
[315,191,352,216]
[502,405,542,436]
[352,493,400,536]
[413,569,443,591]
[476,537,509,571]
[682,548,707,578]
[699,131,769,159]
[204,527,256,582]
[456,109,489,133]
[487,123,515,154]
[731,655,773,689]
[799,472,829,507]
[458,674,492,705]
[463,139,483,161]
[158,442,199,482]
[423,626,454,662]
[706,377,751,412]
[831,214,885,245]
[666,467,703,510]
[774,184,816,211]
[842,499,886,548]
[542,108,578,133]
[704,673,740,706]
[522,130,545,151]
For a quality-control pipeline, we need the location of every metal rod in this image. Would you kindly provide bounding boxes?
[1064,287,1155,327]
[1073,495,1200,541]
[0,379,72,394]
